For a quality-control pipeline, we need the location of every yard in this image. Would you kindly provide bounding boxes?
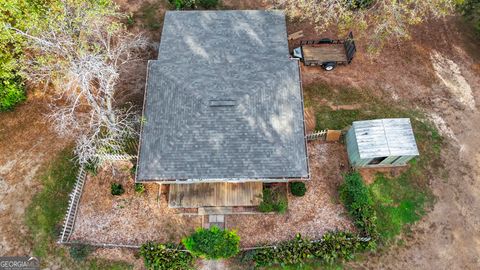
[228,142,353,247]
[0,0,479,269]
[69,142,354,248]
[70,161,202,245]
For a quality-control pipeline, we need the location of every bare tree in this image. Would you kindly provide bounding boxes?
[8,0,149,164]
[275,0,456,50]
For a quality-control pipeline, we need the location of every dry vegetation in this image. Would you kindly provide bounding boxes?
[70,161,202,245]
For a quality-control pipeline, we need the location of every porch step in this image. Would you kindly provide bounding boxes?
[198,206,233,215]
[203,215,225,229]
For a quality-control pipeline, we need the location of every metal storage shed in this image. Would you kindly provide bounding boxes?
[346,118,419,167]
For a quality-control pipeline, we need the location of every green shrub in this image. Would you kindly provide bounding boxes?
[348,0,374,9]
[69,244,92,261]
[0,78,25,111]
[197,0,219,9]
[126,13,135,27]
[258,186,288,213]
[130,163,137,177]
[169,0,196,9]
[339,172,378,239]
[111,183,125,196]
[84,159,99,176]
[311,231,363,265]
[289,182,307,197]
[250,232,369,267]
[135,183,145,194]
[459,0,480,33]
[140,242,195,270]
[182,226,240,259]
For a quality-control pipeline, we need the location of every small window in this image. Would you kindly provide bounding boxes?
[368,156,387,165]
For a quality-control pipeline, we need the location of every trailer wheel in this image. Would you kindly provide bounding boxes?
[323,62,336,71]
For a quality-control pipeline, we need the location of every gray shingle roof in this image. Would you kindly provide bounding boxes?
[137,11,308,181]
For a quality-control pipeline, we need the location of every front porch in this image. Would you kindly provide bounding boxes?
[168,182,263,208]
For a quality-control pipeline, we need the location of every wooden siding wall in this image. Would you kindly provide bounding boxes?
[346,128,361,166]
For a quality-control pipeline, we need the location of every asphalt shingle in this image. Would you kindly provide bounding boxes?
[137,11,308,181]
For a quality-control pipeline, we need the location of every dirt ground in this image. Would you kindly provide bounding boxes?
[0,96,70,256]
[228,142,353,248]
[70,161,202,245]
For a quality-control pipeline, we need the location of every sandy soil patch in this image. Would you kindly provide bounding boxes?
[227,142,354,248]
[430,50,476,111]
[70,161,202,245]
[0,99,70,256]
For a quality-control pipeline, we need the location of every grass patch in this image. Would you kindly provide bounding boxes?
[369,163,434,242]
[26,148,79,258]
[25,147,132,269]
[137,1,163,30]
[316,108,362,130]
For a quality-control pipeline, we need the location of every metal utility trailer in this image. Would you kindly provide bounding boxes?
[292,32,356,71]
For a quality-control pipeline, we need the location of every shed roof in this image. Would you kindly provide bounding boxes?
[352,118,419,159]
[137,11,308,181]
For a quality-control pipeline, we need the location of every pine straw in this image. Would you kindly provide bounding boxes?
[227,142,354,248]
[69,161,201,245]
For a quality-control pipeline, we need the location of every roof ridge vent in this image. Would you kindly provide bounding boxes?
[208,99,237,107]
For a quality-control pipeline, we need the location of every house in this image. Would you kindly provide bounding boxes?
[346,118,419,167]
[136,11,309,208]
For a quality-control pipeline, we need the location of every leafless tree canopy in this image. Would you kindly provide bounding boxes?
[276,0,456,50]
[10,0,149,164]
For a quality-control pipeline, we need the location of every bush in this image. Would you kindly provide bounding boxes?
[339,172,378,238]
[69,244,92,261]
[258,186,288,213]
[84,159,99,176]
[197,0,219,9]
[135,183,145,194]
[182,226,240,259]
[311,231,364,265]
[460,0,480,34]
[111,183,125,196]
[140,242,195,270]
[250,232,368,267]
[252,234,312,267]
[169,0,196,9]
[130,163,137,177]
[0,78,26,111]
[348,0,374,9]
[289,182,307,197]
